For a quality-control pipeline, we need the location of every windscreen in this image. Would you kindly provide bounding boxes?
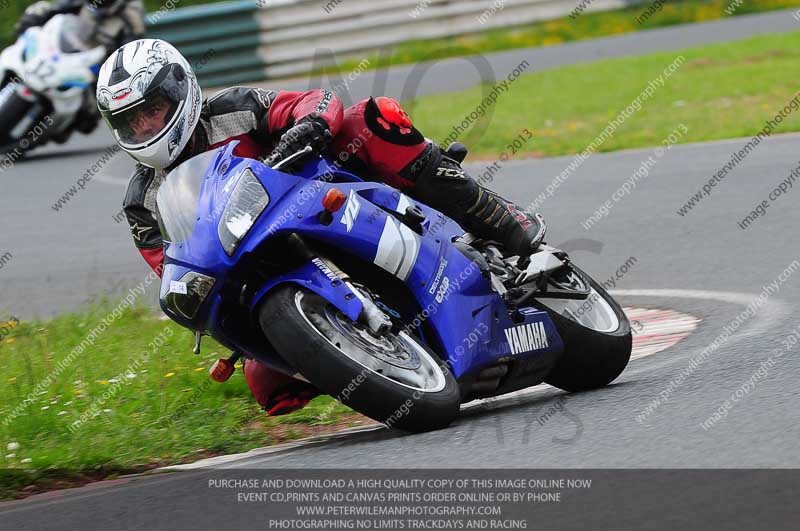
[156,149,222,243]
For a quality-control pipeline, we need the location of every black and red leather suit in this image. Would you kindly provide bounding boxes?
[123,87,537,416]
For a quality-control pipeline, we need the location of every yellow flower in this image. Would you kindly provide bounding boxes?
[541,37,563,47]
[98,380,109,385]
[164,372,175,378]
[193,367,205,372]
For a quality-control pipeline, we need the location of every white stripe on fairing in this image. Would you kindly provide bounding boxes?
[396,223,420,281]
[375,217,404,276]
[396,194,414,214]
[374,217,420,282]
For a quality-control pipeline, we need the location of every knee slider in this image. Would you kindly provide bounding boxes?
[365,97,425,146]
[375,97,413,131]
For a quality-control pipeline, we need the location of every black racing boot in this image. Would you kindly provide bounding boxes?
[74,90,100,135]
[462,186,545,257]
[74,106,100,135]
[407,144,544,257]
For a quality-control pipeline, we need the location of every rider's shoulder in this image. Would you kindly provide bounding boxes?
[128,163,155,182]
[123,164,153,207]
[203,86,277,117]
[124,163,160,194]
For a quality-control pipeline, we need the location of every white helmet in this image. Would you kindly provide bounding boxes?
[96,39,202,169]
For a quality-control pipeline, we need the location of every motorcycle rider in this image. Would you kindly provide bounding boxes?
[98,39,543,416]
[15,0,145,136]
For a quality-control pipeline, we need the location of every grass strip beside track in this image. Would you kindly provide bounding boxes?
[409,31,800,158]
[327,0,800,77]
[0,306,360,500]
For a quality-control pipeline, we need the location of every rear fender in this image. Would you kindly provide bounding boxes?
[249,259,364,322]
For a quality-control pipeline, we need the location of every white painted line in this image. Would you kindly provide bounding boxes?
[157,289,782,470]
[625,307,701,361]
[153,425,384,471]
[612,288,791,341]
[612,288,762,305]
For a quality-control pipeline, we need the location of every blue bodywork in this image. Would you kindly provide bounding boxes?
[159,143,564,386]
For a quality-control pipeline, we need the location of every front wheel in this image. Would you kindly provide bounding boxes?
[259,285,461,432]
[538,265,632,392]
[0,81,46,157]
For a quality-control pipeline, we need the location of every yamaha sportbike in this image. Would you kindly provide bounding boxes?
[157,142,632,431]
[0,14,106,155]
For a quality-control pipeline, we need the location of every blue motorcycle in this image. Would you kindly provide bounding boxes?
[156,141,631,432]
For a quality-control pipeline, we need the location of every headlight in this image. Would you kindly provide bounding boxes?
[22,32,37,62]
[217,168,269,256]
[162,271,216,320]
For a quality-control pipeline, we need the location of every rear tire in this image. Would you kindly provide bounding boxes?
[540,266,632,392]
[259,285,461,432]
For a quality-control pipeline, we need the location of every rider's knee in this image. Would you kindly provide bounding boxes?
[334,98,429,180]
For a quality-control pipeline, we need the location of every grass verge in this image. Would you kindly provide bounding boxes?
[328,0,800,75]
[407,31,800,158]
[0,308,364,500]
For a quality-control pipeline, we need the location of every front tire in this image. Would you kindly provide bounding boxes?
[259,285,461,432]
[539,265,632,392]
[0,81,45,157]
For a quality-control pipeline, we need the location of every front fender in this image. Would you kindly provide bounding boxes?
[0,37,24,80]
[249,259,364,322]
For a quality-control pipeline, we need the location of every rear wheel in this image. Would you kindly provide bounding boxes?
[538,265,632,392]
[259,285,461,432]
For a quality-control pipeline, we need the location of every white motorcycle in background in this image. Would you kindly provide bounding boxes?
[0,13,107,156]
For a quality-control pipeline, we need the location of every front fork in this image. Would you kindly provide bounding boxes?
[252,234,393,336]
[314,255,392,335]
[288,233,393,334]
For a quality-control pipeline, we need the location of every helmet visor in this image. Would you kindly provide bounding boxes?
[100,64,188,149]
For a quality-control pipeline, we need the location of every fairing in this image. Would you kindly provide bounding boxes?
[157,142,564,383]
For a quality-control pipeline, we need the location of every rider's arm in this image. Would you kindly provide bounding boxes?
[123,164,165,275]
[15,0,83,35]
[203,86,343,143]
[114,0,146,47]
[267,89,344,137]
[48,0,84,13]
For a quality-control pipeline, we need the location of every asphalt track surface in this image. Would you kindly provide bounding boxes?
[3,8,800,318]
[2,10,800,530]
